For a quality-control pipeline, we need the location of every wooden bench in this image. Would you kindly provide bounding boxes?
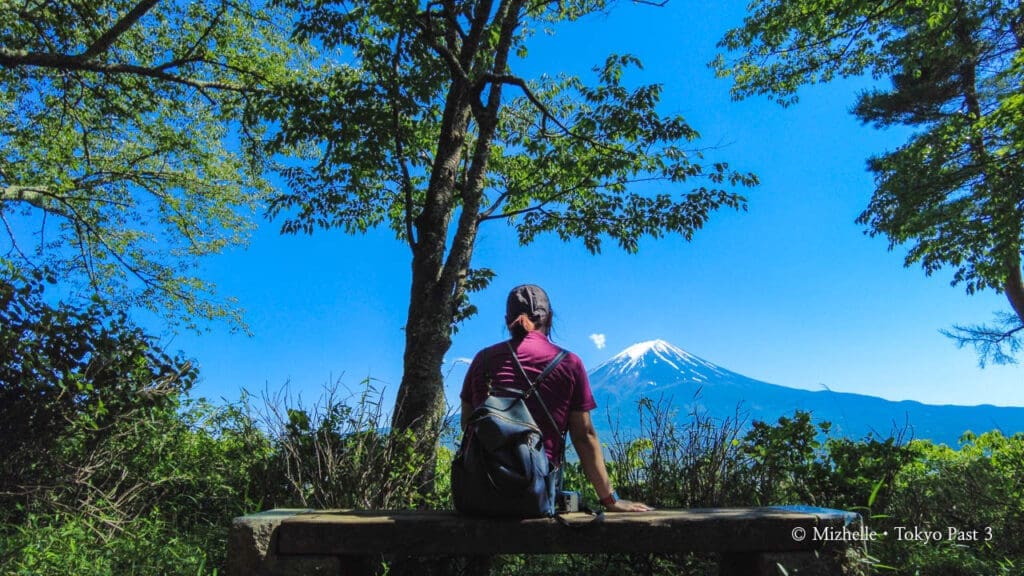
[229,507,864,576]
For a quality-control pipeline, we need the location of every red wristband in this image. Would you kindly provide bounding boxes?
[600,491,619,506]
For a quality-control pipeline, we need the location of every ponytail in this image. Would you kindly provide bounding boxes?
[507,313,536,339]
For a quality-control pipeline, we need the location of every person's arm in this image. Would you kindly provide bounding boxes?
[567,410,652,512]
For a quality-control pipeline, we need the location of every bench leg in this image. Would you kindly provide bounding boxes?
[720,552,773,576]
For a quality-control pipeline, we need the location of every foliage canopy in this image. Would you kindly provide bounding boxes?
[714,0,1024,364]
[0,0,295,330]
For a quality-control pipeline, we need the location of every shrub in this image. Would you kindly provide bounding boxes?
[1,511,218,576]
[253,381,447,510]
[605,394,749,508]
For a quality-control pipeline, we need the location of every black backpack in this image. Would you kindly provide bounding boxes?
[451,343,568,517]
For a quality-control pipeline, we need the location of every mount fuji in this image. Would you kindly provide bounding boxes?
[587,340,1024,445]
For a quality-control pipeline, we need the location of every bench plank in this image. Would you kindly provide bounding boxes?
[275,507,858,556]
[228,507,861,576]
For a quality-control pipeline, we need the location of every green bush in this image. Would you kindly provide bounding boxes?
[0,269,197,524]
[604,395,749,508]
[252,381,445,510]
[2,511,217,576]
[0,272,275,574]
[872,432,1024,575]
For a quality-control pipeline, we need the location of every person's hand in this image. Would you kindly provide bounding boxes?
[606,499,653,512]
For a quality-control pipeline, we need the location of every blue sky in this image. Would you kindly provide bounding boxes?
[162,1,1023,410]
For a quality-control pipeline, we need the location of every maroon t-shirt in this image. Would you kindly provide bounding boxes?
[460,331,597,463]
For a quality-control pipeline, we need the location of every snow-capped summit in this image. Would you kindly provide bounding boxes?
[588,339,735,400]
[614,339,687,367]
[594,339,723,375]
[586,339,1024,446]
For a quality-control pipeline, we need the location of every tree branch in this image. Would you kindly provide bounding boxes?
[474,73,571,131]
[943,313,1024,367]
[474,72,639,156]
[2,179,179,295]
[440,0,522,308]
[459,0,496,72]
[80,0,161,60]
[389,32,418,250]
[176,1,229,67]
[417,5,471,84]
[0,49,247,92]
[1,186,74,219]
[478,176,671,222]
[1002,232,1024,323]
[0,212,36,265]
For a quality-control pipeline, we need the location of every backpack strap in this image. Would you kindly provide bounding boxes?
[504,343,606,527]
[506,342,573,475]
[506,342,566,437]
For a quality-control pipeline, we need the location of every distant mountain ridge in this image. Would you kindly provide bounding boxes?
[588,340,1024,445]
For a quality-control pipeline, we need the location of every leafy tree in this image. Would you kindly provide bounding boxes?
[713,0,1024,365]
[820,434,911,511]
[0,0,295,329]
[0,269,282,573]
[740,411,829,504]
[882,433,1024,575]
[0,267,197,522]
[258,0,757,474]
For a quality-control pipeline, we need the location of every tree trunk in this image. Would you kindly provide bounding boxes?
[952,9,1024,325]
[389,111,501,497]
[390,69,474,495]
[1006,252,1024,324]
[1007,16,1024,325]
[393,266,453,462]
[389,0,524,500]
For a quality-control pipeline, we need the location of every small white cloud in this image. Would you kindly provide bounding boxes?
[589,334,606,350]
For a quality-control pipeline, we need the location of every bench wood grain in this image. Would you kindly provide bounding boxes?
[229,507,862,576]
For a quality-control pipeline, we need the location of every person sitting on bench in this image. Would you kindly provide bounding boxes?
[460,284,651,513]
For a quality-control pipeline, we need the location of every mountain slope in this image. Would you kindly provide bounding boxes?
[588,340,1024,445]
